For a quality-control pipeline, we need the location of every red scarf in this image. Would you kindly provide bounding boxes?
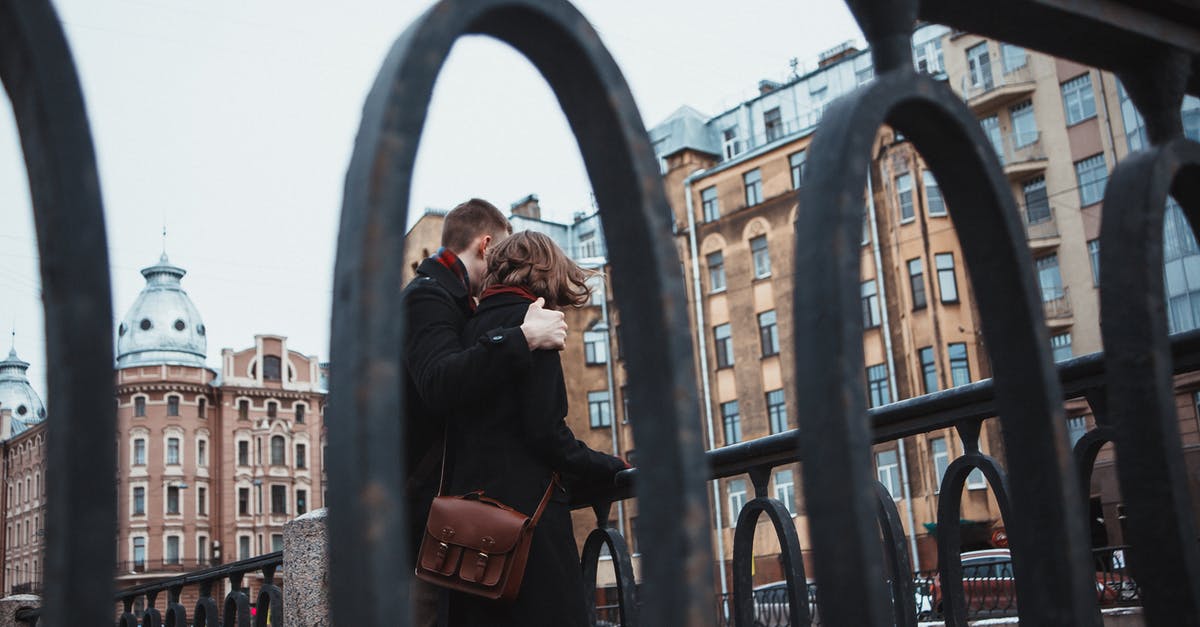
[432,247,474,311]
[479,285,539,303]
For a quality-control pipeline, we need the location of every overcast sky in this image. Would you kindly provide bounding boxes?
[0,0,862,394]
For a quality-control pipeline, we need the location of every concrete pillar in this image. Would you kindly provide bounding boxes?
[284,508,329,627]
[0,595,39,627]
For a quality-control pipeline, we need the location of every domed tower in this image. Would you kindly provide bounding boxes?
[114,254,217,585]
[116,253,207,368]
[0,347,46,439]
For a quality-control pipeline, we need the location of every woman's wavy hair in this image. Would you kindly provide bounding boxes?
[482,230,592,309]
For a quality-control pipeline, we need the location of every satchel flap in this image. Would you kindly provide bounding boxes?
[426,494,530,553]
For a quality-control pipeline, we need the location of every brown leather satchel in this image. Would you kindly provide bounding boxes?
[414,437,557,601]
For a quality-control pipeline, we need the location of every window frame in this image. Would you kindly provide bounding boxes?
[923,170,946,216]
[270,435,286,466]
[773,469,796,516]
[876,449,901,499]
[1061,73,1097,126]
[896,173,915,222]
[758,310,779,357]
[271,484,288,515]
[706,251,726,293]
[861,279,881,329]
[949,342,972,387]
[584,330,608,365]
[1075,153,1108,207]
[866,363,890,408]
[743,169,763,207]
[766,389,788,435]
[919,346,938,394]
[936,253,960,303]
[1009,100,1039,148]
[714,324,734,369]
[721,400,741,445]
[750,235,771,279]
[701,186,720,222]
[908,258,927,310]
[588,390,612,429]
[789,150,807,189]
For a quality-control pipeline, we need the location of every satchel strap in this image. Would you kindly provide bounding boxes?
[435,425,560,523]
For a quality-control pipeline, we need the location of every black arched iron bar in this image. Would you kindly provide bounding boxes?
[580,526,640,627]
[731,495,811,627]
[255,565,283,627]
[195,581,220,627]
[164,586,186,627]
[1099,136,1200,623]
[142,602,162,627]
[935,454,1014,627]
[796,38,1099,627]
[223,575,250,627]
[330,0,708,625]
[873,481,915,627]
[0,1,116,625]
[119,599,137,627]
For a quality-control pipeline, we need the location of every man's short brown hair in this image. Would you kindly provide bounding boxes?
[441,198,511,252]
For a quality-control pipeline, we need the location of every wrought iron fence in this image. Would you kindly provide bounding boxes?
[4,0,1200,625]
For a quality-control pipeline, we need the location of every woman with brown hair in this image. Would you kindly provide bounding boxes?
[443,231,627,626]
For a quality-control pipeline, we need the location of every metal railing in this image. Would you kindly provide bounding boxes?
[6,0,1200,625]
[114,558,213,574]
[959,62,1036,103]
[1042,286,1073,320]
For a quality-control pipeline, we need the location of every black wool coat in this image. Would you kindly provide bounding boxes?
[401,258,531,557]
[443,292,626,627]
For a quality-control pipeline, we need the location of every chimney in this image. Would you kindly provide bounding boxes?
[818,40,859,68]
[510,194,541,220]
[758,79,783,95]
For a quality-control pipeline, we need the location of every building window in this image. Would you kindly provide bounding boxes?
[774,469,796,515]
[134,396,146,417]
[1089,239,1101,286]
[1000,43,1026,72]
[923,171,945,216]
[167,395,180,416]
[271,533,284,553]
[198,485,207,516]
[919,346,938,394]
[1076,153,1108,206]
[1023,176,1050,224]
[722,127,739,160]
[295,403,305,423]
[165,536,180,564]
[854,54,873,85]
[867,363,890,408]
[271,485,287,514]
[296,443,307,469]
[1067,415,1088,446]
[931,437,950,491]
[1037,254,1064,302]
[586,275,605,307]
[980,115,1004,162]
[133,438,146,466]
[238,399,249,421]
[707,251,726,293]
[238,487,250,516]
[267,401,278,418]
[270,435,286,466]
[766,389,788,434]
[166,437,180,465]
[263,355,282,381]
[238,440,249,466]
[166,486,180,515]
[584,330,608,365]
[133,537,146,569]
[743,169,763,206]
[1061,73,1097,125]
[238,536,251,561]
[297,489,308,515]
[966,42,993,89]
[758,310,779,357]
[908,258,927,310]
[750,235,771,278]
[790,150,807,189]
[714,324,734,369]
[701,186,719,222]
[936,253,959,303]
[1051,332,1073,362]
[1165,199,1200,333]
[197,397,206,418]
[588,391,612,428]
[913,31,944,74]
[876,449,900,498]
[949,343,971,387]
[198,536,208,565]
[197,439,207,467]
[721,401,741,445]
[861,280,881,329]
[967,467,988,490]
[896,173,914,221]
[132,486,145,516]
[764,107,783,142]
[727,479,747,527]
[578,230,600,258]
[1010,100,1038,147]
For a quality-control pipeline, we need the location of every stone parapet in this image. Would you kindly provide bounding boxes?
[284,507,329,627]
[0,595,39,627]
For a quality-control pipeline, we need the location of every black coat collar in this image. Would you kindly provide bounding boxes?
[416,257,472,311]
[476,291,535,315]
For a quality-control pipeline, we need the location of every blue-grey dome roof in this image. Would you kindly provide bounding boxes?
[116,254,207,368]
[0,348,46,425]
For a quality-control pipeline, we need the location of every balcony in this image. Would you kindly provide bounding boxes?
[960,63,1037,113]
[1021,203,1061,251]
[1042,286,1074,324]
[999,132,1048,179]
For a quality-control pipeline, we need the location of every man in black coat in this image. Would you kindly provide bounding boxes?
[402,198,567,626]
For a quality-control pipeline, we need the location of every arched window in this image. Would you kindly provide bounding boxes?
[270,436,285,466]
[263,355,282,381]
[167,395,180,416]
[295,403,306,423]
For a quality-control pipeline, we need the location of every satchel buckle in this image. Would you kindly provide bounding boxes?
[474,552,489,581]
